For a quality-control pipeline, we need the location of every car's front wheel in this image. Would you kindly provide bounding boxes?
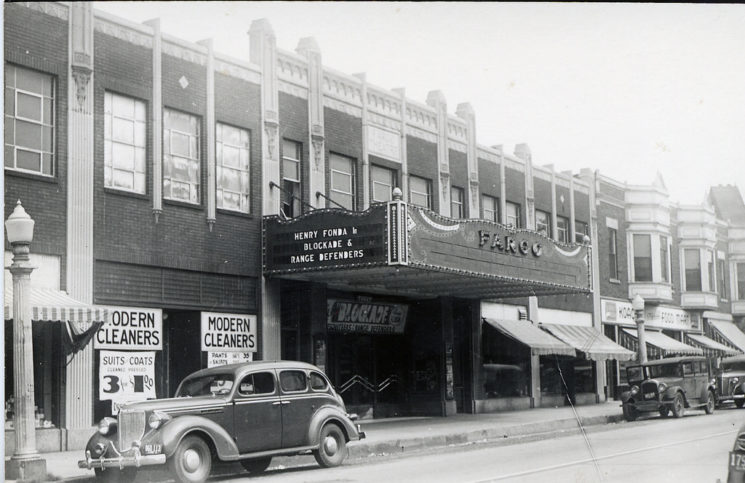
[659,406,670,418]
[168,435,212,483]
[94,468,136,483]
[622,403,638,422]
[671,393,686,418]
[705,391,716,414]
[736,399,744,409]
[313,423,347,468]
[241,457,272,474]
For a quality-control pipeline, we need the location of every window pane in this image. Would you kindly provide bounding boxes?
[222,145,240,168]
[331,171,352,192]
[17,92,41,121]
[737,263,745,300]
[217,123,250,212]
[15,120,41,150]
[113,169,134,190]
[16,149,41,171]
[113,94,135,118]
[283,158,299,180]
[171,132,190,157]
[633,234,652,282]
[16,67,44,93]
[5,88,15,115]
[685,249,702,291]
[112,143,135,170]
[113,117,134,144]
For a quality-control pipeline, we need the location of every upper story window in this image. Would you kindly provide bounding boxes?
[481,194,499,222]
[216,123,250,213]
[609,227,619,280]
[505,201,520,228]
[718,255,727,300]
[409,175,432,209]
[659,235,670,282]
[684,248,702,291]
[633,234,653,282]
[281,139,302,217]
[575,221,588,243]
[4,64,55,177]
[164,108,200,204]
[371,164,396,203]
[557,216,570,243]
[329,153,355,210]
[737,263,745,300]
[706,250,715,292]
[451,186,465,218]
[104,92,146,193]
[536,210,551,237]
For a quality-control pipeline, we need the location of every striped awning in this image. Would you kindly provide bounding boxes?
[4,285,107,324]
[708,320,745,353]
[483,318,576,357]
[621,328,703,357]
[540,324,635,361]
[686,333,740,357]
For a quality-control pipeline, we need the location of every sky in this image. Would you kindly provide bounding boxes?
[93,2,745,205]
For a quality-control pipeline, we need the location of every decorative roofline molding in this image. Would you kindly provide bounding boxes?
[20,1,69,21]
[162,35,207,66]
[94,12,152,48]
[278,79,308,99]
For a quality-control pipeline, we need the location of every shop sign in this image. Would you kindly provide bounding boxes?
[601,299,698,331]
[98,350,156,404]
[201,312,257,352]
[327,299,408,334]
[94,307,163,350]
[263,204,388,273]
[207,351,253,368]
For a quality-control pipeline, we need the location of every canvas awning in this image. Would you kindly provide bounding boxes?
[708,320,745,353]
[540,324,635,361]
[4,285,107,324]
[621,328,703,357]
[483,318,576,357]
[685,333,740,357]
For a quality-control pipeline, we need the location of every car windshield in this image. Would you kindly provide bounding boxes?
[648,363,682,378]
[176,374,235,397]
[721,361,745,372]
[626,366,645,382]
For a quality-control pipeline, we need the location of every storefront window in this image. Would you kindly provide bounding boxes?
[536,210,551,237]
[481,322,530,398]
[539,357,564,395]
[685,248,702,291]
[481,194,499,222]
[633,234,652,282]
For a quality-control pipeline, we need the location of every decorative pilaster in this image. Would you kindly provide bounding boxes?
[427,91,450,216]
[250,19,281,360]
[496,145,507,225]
[354,73,370,209]
[199,39,216,230]
[145,19,163,223]
[515,143,535,230]
[298,38,326,210]
[456,102,479,219]
[66,1,95,431]
[392,88,409,201]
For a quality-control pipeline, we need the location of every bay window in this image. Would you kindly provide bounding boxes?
[633,234,652,282]
[684,249,702,291]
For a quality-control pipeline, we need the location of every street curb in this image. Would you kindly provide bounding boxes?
[347,413,625,460]
[50,414,625,482]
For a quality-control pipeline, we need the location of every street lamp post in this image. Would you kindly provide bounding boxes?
[632,294,647,363]
[5,200,47,481]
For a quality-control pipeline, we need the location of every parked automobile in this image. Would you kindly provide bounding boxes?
[78,361,365,483]
[620,356,716,421]
[716,355,745,408]
[727,422,745,482]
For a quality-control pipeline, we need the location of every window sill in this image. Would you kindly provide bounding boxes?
[103,187,149,201]
[216,208,255,220]
[609,278,622,285]
[163,198,203,211]
[5,168,58,184]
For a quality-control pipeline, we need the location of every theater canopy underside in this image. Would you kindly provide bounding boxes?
[263,201,592,299]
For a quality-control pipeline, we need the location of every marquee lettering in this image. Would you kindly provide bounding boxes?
[478,230,542,258]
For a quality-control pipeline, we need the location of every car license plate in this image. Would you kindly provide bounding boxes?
[730,452,745,471]
[644,392,655,399]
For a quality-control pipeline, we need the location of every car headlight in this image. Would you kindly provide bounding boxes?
[733,377,740,385]
[658,383,667,392]
[98,417,117,436]
[148,411,171,430]
[630,385,639,396]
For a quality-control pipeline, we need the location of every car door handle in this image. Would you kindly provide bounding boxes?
[272,401,282,406]
[282,401,290,405]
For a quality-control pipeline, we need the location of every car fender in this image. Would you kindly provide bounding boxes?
[307,405,360,445]
[661,386,685,402]
[158,415,239,460]
[700,383,716,402]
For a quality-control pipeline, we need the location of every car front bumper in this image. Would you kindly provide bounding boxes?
[78,449,166,470]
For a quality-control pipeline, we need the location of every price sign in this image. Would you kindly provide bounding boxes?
[99,350,156,402]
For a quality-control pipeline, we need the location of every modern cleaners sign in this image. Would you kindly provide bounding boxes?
[201,312,257,352]
[94,307,163,351]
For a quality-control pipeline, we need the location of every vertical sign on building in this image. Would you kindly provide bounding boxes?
[388,200,409,265]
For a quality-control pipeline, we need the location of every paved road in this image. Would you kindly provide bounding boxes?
[220,407,743,483]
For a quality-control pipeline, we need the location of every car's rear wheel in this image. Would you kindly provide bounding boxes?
[705,391,716,414]
[671,393,686,418]
[659,406,670,418]
[622,403,638,422]
[736,399,745,409]
[168,435,212,483]
[94,468,137,483]
[241,457,272,474]
[313,423,347,468]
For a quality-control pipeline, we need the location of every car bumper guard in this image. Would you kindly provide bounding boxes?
[78,449,166,470]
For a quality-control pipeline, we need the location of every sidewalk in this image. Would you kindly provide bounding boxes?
[10,401,625,482]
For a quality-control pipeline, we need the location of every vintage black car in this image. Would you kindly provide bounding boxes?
[78,361,365,483]
[727,422,745,482]
[620,356,716,421]
[717,355,745,408]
